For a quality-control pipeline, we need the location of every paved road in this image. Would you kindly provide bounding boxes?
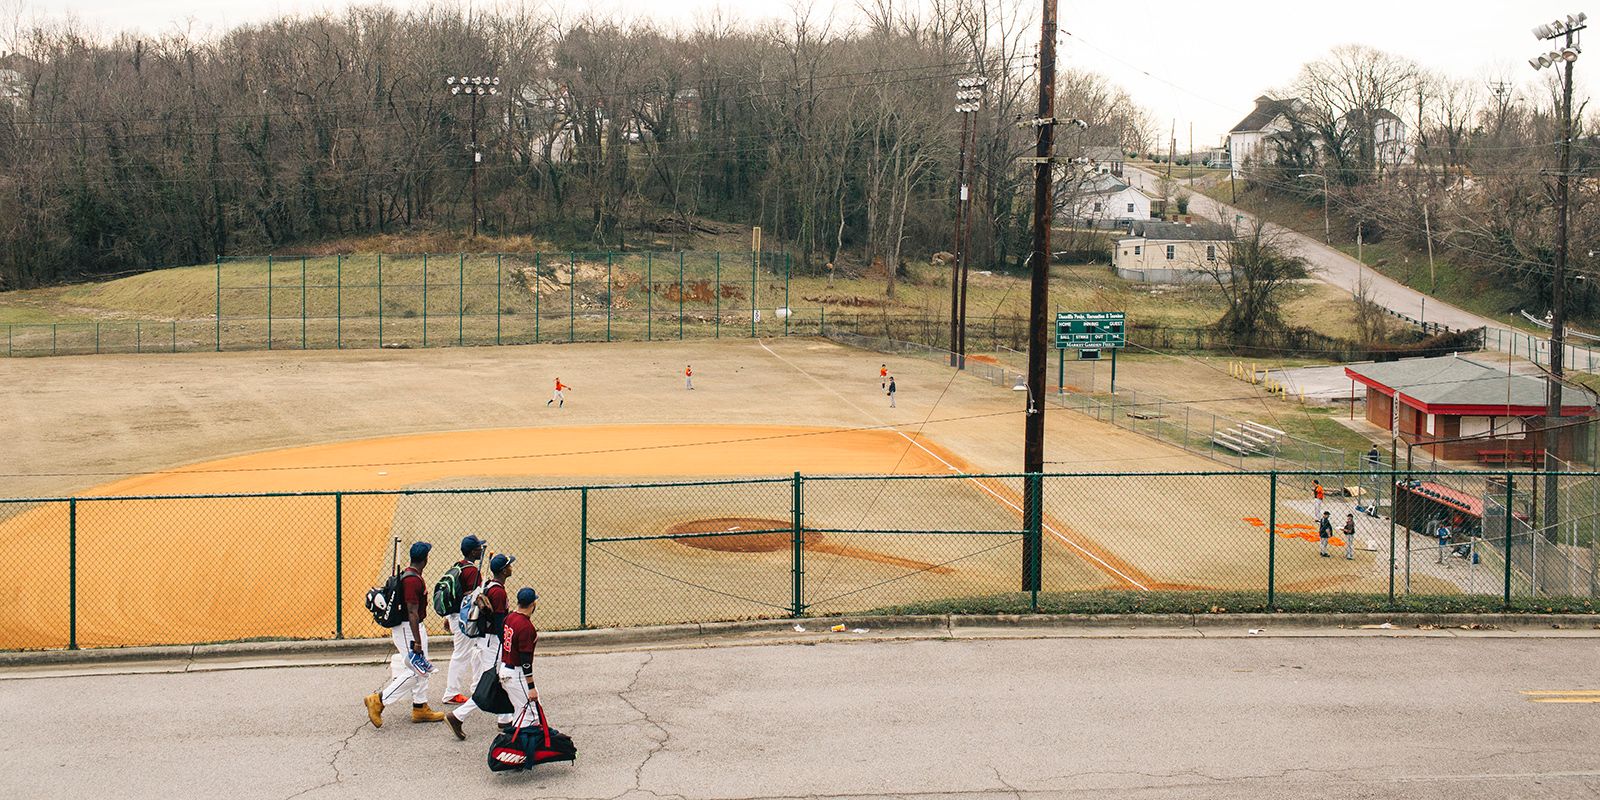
[4,625,1599,799]
[1123,167,1507,337]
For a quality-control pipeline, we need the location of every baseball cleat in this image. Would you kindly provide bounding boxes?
[444,694,469,705]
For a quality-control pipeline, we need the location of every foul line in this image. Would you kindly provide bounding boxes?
[755,339,1150,591]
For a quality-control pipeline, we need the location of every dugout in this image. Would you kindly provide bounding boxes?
[1393,479,1483,542]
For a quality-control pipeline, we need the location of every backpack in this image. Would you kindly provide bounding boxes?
[365,568,414,628]
[433,561,470,617]
[459,580,497,638]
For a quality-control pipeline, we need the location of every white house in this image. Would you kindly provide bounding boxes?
[0,53,30,108]
[1370,108,1412,168]
[1227,95,1298,178]
[1063,172,1151,229]
[1084,145,1124,177]
[1113,221,1233,283]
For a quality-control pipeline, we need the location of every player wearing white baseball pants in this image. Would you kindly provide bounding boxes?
[498,662,542,729]
[378,625,430,705]
[442,617,488,698]
[447,634,516,724]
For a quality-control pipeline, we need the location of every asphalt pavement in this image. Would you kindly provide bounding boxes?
[3,623,1599,799]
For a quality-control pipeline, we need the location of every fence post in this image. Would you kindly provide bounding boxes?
[301,256,307,350]
[1267,473,1277,609]
[335,493,343,639]
[784,253,791,338]
[377,253,384,347]
[52,323,56,355]
[534,253,541,343]
[267,254,273,350]
[171,320,176,353]
[496,254,503,346]
[678,251,685,340]
[1505,472,1515,608]
[215,255,222,352]
[69,498,77,650]
[458,253,465,346]
[820,306,825,336]
[647,251,653,341]
[336,254,343,349]
[715,252,721,338]
[569,252,576,343]
[135,322,140,354]
[1027,474,1043,610]
[94,322,99,354]
[422,253,429,348]
[606,252,613,343]
[792,472,805,618]
[751,251,757,338]
[580,487,589,629]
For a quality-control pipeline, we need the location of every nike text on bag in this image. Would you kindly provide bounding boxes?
[487,701,576,773]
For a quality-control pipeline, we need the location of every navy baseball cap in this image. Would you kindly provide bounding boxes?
[516,587,539,605]
[490,554,516,572]
[409,541,432,560]
[460,535,487,555]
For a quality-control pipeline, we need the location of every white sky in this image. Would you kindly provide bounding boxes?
[12,0,1597,145]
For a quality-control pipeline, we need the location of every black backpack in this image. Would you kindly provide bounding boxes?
[365,567,415,629]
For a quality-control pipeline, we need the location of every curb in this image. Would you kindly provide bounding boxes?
[2,612,1596,669]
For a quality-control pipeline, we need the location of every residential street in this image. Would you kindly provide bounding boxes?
[3,625,1600,799]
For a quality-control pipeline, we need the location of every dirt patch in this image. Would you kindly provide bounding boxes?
[669,516,953,573]
[669,517,813,552]
[800,294,890,308]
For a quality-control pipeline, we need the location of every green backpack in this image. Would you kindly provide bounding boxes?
[432,562,468,617]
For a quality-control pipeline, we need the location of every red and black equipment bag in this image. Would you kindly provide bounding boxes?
[488,700,577,772]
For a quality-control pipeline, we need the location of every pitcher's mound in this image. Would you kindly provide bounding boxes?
[669,517,820,552]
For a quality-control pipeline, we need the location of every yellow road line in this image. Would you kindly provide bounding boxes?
[1522,690,1600,696]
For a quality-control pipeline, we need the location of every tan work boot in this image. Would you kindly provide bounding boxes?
[364,693,384,728]
[411,703,446,723]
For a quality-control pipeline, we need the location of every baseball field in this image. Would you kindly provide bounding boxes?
[0,337,1391,650]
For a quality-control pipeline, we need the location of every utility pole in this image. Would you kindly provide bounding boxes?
[1531,12,1585,546]
[1022,0,1058,593]
[446,74,500,237]
[952,77,986,368]
[1188,121,1194,181]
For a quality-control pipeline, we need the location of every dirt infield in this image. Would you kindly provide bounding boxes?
[0,339,1386,649]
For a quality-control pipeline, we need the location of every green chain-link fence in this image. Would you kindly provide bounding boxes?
[5,468,1600,652]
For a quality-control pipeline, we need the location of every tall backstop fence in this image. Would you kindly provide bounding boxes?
[3,469,1598,652]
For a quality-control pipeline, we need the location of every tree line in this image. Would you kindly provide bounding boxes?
[1241,44,1600,321]
[0,1,1152,291]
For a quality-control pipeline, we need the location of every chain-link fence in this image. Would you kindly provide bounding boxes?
[5,469,1598,652]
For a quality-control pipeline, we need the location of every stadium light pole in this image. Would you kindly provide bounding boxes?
[954,77,986,370]
[446,74,501,237]
[1530,11,1586,547]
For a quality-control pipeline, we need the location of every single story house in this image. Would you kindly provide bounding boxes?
[1084,145,1125,177]
[1062,172,1151,229]
[1113,221,1233,284]
[1344,355,1596,464]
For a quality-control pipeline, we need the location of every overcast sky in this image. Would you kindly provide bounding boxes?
[12,0,1596,145]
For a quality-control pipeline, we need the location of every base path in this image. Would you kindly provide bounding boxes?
[3,628,1598,799]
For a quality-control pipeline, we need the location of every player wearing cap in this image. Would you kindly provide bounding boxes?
[442,535,487,705]
[444,553,516,735]
[364,541,446,727]
[546,378,570,407]
[448,585,540,740]
[880,364,887,390]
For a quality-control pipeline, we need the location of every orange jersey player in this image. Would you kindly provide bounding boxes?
[546,378,570,408]
[880,363,888,390]
[685,365,694,390]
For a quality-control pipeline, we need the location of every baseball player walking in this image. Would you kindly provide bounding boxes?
[546,378,570,407]
[364,541,446,727]
[887,376,896,408]
[445,554,516,737]
[685,365,694,390]
[449,586,542,739]
[442,535,486,705]
[1342,514,1356,560]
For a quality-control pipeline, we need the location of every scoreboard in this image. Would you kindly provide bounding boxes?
[1054,311,1126,351]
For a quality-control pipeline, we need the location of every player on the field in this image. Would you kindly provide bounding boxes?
[685,365,694,390]
[880,364,888,390]
[546,378,570,407]
[887,376,897,408]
